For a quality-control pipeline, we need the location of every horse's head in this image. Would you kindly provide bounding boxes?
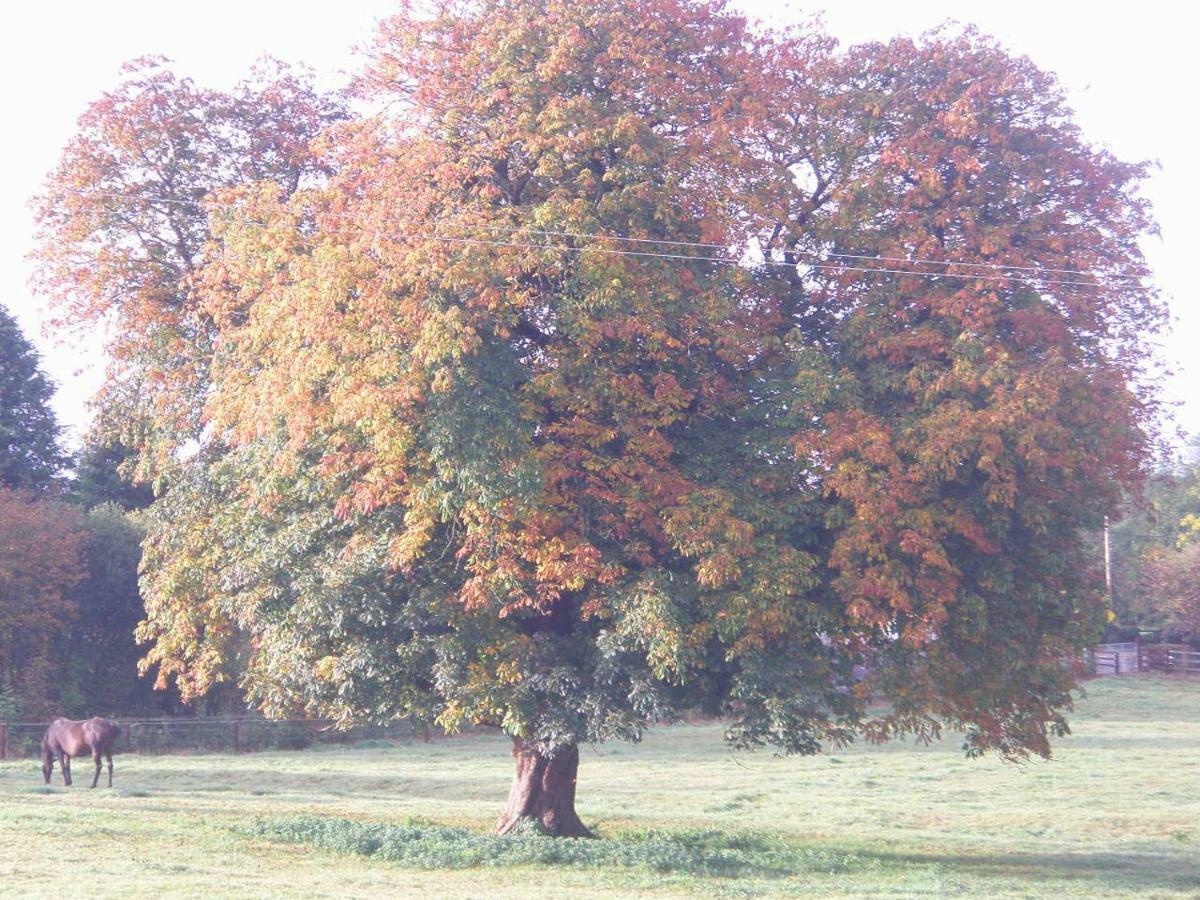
[41,739,53,784]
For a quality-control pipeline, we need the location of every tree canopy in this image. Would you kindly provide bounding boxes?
[34,0,1163,834]
[0,304,67,489]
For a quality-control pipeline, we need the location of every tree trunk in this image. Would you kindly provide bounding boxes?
[495,738,593,837]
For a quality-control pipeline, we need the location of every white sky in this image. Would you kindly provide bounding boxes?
[2,1,1194,448]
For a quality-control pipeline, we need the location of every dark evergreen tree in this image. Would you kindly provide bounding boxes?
[0,304,67,489]
[58,503,180,716]
[73,435,155,511]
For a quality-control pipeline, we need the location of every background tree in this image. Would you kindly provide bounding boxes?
[29,56,344,720]
[55,503,181,716]
[0,305,80,717]
[72,431,156,511]
[0,304,67,489]
[1106,440,1200,635]
[0,489,86,717]
[1141,543,1200,638]
[33,57,347,485]
[36,0,1162,835]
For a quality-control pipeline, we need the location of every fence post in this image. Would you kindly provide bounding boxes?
[233,718,241,753]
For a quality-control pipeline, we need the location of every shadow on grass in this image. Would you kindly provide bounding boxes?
[245,815,1200,892]
[73,765,507,802]
[860,847,1200,893]
[3,761,507,808]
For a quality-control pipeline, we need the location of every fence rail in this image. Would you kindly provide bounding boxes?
[1162,649,1200,674]
[1079,643,1200,677]
[0,717,433,760]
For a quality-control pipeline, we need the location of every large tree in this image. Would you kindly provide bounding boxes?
[36,1,1161,835]
[0,305,67,489]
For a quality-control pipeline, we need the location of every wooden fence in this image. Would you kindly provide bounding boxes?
[1091,642,1139,675]
[1085,642,1200,676]
[1140,644,1200,675]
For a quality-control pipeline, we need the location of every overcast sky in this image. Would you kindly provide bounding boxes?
[3,1,1193,448]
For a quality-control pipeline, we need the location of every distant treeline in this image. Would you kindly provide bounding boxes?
[0,304,190,720]
[1106,440,1200,645]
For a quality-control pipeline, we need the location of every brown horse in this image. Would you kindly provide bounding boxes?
[41,717,121,788]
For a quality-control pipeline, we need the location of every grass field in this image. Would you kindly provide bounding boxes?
[0,676,1197,898]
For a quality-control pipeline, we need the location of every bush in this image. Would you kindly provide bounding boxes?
[0,690,21,722]
[245,816,876,879]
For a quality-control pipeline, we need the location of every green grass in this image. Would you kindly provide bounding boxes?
[1,676,1197,897]
[243,816,871,878]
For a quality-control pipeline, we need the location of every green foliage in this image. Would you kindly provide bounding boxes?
[55,503,174,716]
[0,689,21,721]
[246,816,872,878]
[72,435,155,511]
[1109,440,1200,631]
[0,304,66,490]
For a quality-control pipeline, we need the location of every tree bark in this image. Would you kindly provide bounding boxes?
[495,738,593,837]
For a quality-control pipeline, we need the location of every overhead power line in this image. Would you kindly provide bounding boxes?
[352,231,1118,288]
[819,250,1136,281]
[57,187,1143,289]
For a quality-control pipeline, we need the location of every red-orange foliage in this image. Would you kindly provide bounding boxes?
[34,1,1164,810]
[0,489,86,715]
[1142,544,1200,635]
[32,57,345,476]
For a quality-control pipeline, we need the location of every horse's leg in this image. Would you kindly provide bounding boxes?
[105,751,114,787]
[59,752,72,786]
[91,749,102,789]
[42,748,53,784]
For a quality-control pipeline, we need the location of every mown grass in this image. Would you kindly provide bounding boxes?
[0,676,1197,898]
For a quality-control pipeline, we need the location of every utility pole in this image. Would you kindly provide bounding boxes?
[1103,515,1113,606]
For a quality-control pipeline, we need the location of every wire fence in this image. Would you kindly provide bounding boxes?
[8,645,1196,758]
[0,717,435,760]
